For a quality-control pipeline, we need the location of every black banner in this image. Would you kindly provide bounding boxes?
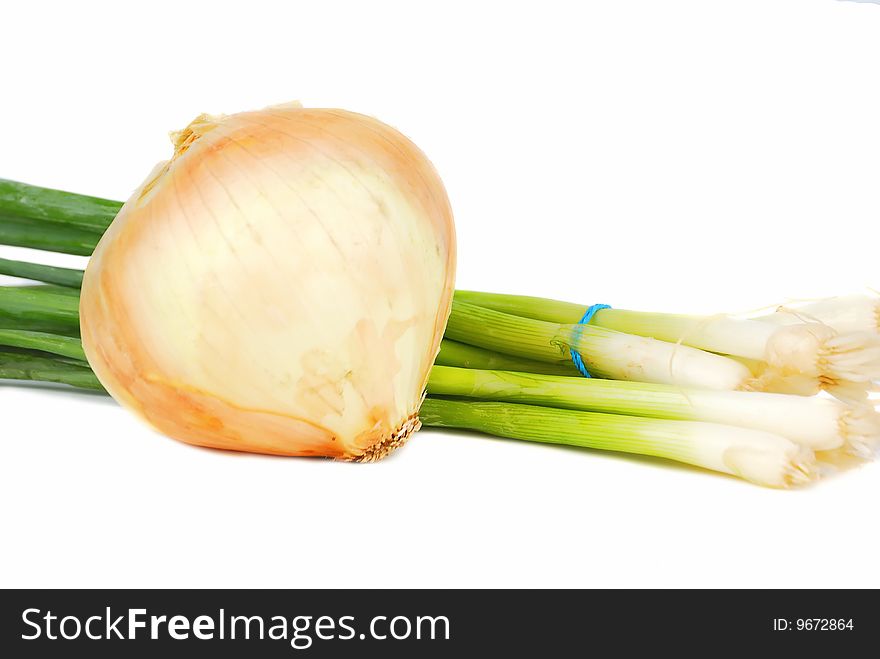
[0,589,874,656]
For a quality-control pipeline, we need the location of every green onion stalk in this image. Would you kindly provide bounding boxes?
[0,257,84,288]
[420,398,815,488]
[0,178,121,233]
[0,351,103,391]
[0,328,87,361]
[427,366,879,457]
[0,286,80,335]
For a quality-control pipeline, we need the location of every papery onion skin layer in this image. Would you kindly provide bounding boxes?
[80,105,456,460]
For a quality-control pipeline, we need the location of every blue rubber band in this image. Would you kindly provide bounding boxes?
[570,304,611,378]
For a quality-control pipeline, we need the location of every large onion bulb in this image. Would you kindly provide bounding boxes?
[80,103,456,460]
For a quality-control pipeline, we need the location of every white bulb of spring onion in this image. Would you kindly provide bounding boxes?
[80,103,456,460]
[687,423,815,488]
[592,311,880,387]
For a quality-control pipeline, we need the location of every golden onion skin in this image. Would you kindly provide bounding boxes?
[80,105,455,459]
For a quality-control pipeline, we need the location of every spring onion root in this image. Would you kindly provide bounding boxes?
[759,295,880,336]
[420,397,816,488]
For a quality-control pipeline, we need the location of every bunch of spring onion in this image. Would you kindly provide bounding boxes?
[2,103,879,487]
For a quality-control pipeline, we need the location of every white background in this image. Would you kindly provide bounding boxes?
[1,0,879,588]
